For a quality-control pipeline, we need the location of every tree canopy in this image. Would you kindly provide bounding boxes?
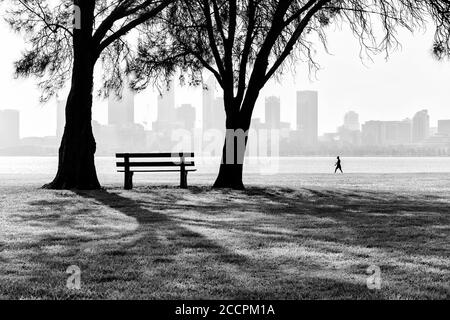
[134,0,450,102]
[5,0,173,101]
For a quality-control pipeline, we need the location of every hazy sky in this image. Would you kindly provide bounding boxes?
[1,19,449,138]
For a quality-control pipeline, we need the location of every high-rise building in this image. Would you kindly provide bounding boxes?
[156,81,176,123]
[202,76,225,131]
[265,96,281,129]
[203,75,216,130]
[343,111,360,131]
[152,80,179,134]
[0,109,20,148]
[384,119,412,145]
[337,111,361,145]
[362,119,412,146]
[108,87,135,126]
[56,99,66,140]
[176,104,196,131]
[212,97,226,131]
[398,119,413,144]
[296,90,318,146]
[362,121,384,146]
[438,120,450,136]
[430,127,438,136]
[412,110,430,143]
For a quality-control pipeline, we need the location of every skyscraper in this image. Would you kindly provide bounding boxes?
[157,81,176,123]
[176,104,196,131]
[343,111,360,131]
[438,120,450,136]
[383,120,412,145]
[396,119,413,144]
[361,121,384,146]
[337,111,361,146]
[202,76,225,131]
[203,75,216,130]
[297,90,318,146]
[212,97,226,131]
[265,96,281,129]
[0,109,20,148]
[362,119,412,146]
[56,99,66,140]
[412,110,430,143]
[108,87,135,126]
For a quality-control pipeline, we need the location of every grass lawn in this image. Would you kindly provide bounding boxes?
[0,174,449,299]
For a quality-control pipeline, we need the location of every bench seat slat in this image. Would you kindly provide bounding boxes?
[116,153,194,158]
[117,161,195,167]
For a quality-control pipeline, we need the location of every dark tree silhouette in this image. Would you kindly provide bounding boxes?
[132,0,450,189]
[6,0,173,190]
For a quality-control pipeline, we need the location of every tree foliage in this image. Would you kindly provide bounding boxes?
[133,0,450,117]
[5,0,173,102]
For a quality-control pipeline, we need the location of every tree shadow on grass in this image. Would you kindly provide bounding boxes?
[114,185,449,252]
[3,188,263,299]
[162,185,449,257]
[123,185,449,299]
[81,186,448,299]
[1,184,448,299]
[244,186,450,255]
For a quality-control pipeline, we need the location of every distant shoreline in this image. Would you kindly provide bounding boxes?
[1,154,450,158]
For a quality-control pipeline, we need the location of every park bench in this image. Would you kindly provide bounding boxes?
[116,152,196,190]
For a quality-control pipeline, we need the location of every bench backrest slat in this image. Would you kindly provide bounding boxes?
[116,161,195,167]
[116,152,194,158]
[116,152,195,172]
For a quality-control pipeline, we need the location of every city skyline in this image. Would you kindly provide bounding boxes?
[3,85,450,156]
[3,83,450,140]
[3,86,450,135]
[3,85,450,140]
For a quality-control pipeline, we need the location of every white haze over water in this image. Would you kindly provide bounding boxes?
[1,157,450,176]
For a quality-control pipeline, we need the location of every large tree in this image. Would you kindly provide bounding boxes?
[132,0,450,189]
[6,0,173,189]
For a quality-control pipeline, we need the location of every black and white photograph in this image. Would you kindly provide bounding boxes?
[0,0,449,309]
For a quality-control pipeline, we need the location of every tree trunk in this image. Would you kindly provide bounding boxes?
[44,69,100,190]
[213,143,246,190]
[44,1,100,190]
[213,163,245,189]
[213,117,250,190]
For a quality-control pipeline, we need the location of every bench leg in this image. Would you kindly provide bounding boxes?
[124,172,134,190]
[180,170,188,189]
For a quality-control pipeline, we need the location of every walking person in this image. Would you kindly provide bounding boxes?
[334,156,343,173]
